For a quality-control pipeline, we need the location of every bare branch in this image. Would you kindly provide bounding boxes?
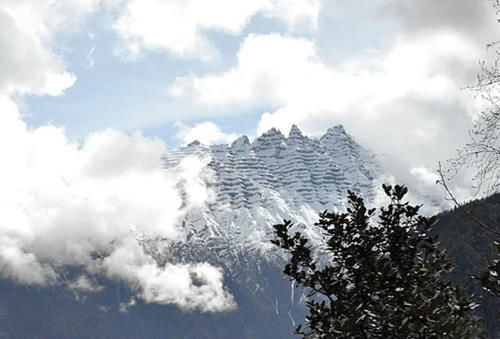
[437,162,500,238]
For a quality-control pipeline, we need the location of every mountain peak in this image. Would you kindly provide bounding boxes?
[231,135,250,148]
[288,124,303,138]
[324,125,346,136]
[252,127,285,147]
[187,140,201,147]
[264,127,284,137]
[320,125,352,145]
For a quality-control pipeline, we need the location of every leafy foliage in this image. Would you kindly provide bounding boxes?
[272,185,485,338]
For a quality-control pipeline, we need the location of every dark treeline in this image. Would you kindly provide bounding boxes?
[434,193,500,337]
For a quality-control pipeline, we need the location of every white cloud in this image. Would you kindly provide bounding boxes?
[104,238,235,312]
[0,0,100,96]
[410,167,440,187]
[169,34,325,107]
[0,96,235,312]
[175,121,238,145]
[0,8,74,96]
[170,31,480,133]
[0,235,58,285]
[119,297,136,313]
[112,0,320,61]
[66,275,104,293]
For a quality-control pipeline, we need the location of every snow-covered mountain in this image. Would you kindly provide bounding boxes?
[161,125,381,275]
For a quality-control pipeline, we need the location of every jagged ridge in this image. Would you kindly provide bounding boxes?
[162,125,381,275]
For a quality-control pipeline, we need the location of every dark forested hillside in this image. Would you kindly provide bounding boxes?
[434,193,500,337]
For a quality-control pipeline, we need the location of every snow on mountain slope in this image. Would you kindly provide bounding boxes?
[161,125,381,274]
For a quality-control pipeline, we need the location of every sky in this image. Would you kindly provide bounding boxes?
[0,0,499,312]
[10,0,500,190]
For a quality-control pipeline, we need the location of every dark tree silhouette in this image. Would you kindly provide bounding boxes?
[272,185,485,338]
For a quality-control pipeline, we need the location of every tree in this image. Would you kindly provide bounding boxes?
[272,185,485,338]
[447,81,500,194]
[447,37,500,195]
[439,3,500,300]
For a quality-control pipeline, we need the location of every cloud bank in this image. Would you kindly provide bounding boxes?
[169,0,500,202]
[0,97,235,311]
[0,0,235,312]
